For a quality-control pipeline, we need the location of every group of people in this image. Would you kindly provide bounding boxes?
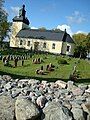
[36,63,55,75]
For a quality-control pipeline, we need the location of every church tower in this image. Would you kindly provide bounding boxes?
[10,5,29,47]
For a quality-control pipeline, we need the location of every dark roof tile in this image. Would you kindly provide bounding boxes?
[16,29,74,43]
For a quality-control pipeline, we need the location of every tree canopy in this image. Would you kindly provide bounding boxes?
[0,0,10,47]
[72,33,90,58]
[86,33,90,54]
[38,27,46,31]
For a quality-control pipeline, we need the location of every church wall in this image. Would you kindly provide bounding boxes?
[16,38,63,54]
[10,35,75,56]
[29,39,63,54]
[61,42,75,56]
[10,22,28,47]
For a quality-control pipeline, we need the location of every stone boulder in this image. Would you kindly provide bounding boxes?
[2,75,12,82]
[85,88,90,94]
[78,84,88,91]
[4,82,12,90]
[55,80,67,88]
[81,103,90,115]
[87,115,90,120]
[15,97,40,120]
[71,107,85,120]
[36,95,47,108]
[0,95,15,120]
[28,79,40,86]
[86,97,90,103]
[67,81,74,91]
[72,87,84,96]
[42,101,73,120]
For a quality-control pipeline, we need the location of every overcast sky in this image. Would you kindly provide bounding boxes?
[5,0,90,36]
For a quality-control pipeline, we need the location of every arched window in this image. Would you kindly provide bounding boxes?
[20,40,23,45]
[27,41,30,46]
[43,42,46,48]
[23,40,26,45]
[52,43,55,49]
[67,45,70,52]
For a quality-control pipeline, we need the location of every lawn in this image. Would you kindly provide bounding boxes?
[0,53,90,83]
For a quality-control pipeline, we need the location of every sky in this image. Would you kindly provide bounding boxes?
[4,0,90,36]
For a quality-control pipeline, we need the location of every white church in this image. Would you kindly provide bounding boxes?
[10,5,75,56]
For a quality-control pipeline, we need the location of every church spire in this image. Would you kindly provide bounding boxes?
[19,4,26,18]
[13,4,29,25]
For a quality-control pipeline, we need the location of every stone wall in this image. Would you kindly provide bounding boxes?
[0,75,90,120]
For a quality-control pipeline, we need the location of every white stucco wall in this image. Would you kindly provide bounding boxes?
[61,42,75,56]
[16,38,63,54]
[10,22,28,47]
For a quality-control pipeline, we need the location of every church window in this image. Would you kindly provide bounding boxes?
[43,42,46,48]
[27,41,30,46]
[52,43,55,49]
[23,40,26,45]
[67,45,70,52]
[20,40,23,45]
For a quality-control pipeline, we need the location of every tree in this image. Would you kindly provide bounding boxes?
[72,33,87,45]
[74,45,87,58]
[0,0,10,48]
[86,33,90,55]
[52,28,61,32]
[72,33,87,58]
[38,27,46,31]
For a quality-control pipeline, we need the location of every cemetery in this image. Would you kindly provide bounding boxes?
[0,52,90,83]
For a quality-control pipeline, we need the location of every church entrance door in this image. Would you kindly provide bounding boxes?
[34,42,39,51]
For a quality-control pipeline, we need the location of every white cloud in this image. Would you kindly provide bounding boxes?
[75,30,88,34]
[56,24,88,36]
[57,24,73,36]
[66,11,86,24]
[31,26,38,29]
[11,6,20,16]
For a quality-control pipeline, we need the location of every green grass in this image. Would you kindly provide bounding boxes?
[0,53,90,83]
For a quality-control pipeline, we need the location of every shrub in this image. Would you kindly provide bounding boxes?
[68,57,71,61]
[58,59,68,64]
[69,70,80,82]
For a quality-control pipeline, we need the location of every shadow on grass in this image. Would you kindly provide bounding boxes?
[0,71,90,83]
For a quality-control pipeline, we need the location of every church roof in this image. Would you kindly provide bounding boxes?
[16,28,74,43]
[13,16,29,25]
